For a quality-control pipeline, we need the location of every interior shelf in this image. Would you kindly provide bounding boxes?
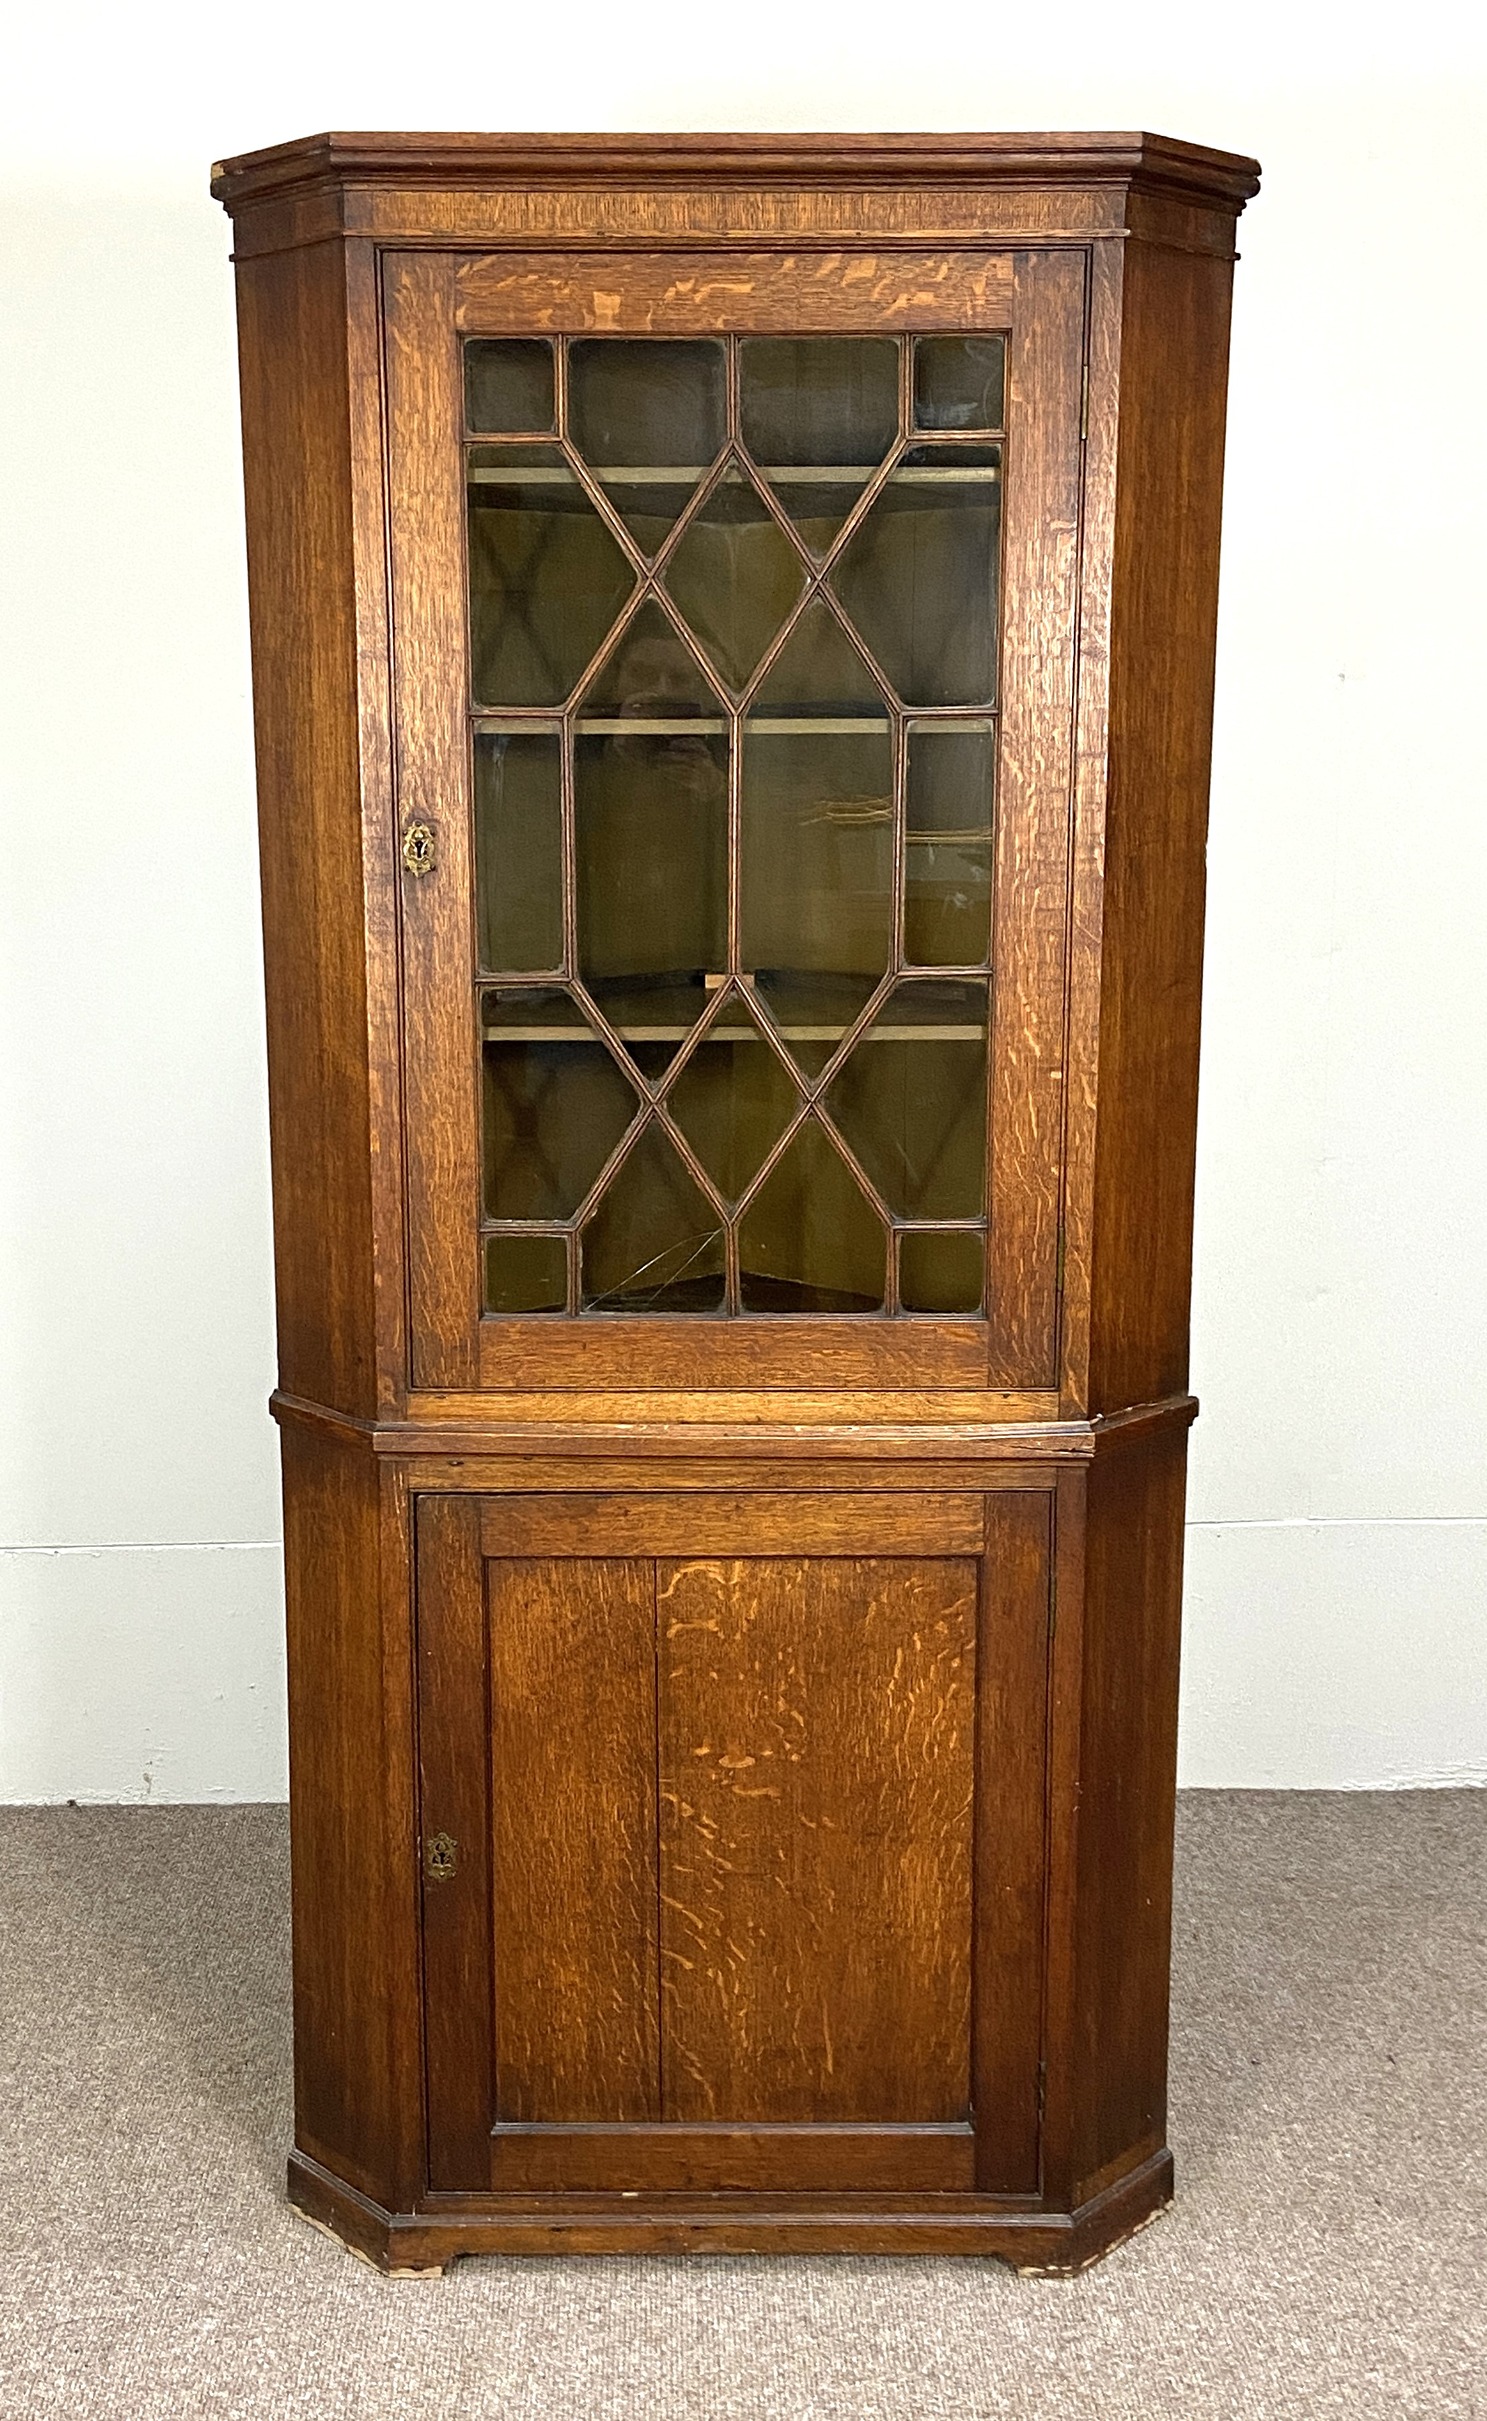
[467,462,1001,486]
[482,1024,986,1044]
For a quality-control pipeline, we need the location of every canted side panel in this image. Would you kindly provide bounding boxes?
[237,242,382,1416]
[657,1555,978,2126]
[1085,236,1237,1415]
[488,1558,660,2122]
[1072,1428,1188,2197]
[282,1427,409,2200]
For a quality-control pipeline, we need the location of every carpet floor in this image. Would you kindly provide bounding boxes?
[0,1795,1483,2419]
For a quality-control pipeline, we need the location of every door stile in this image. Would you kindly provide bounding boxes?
[415,1493,492,2187]
[384,251,482,1388]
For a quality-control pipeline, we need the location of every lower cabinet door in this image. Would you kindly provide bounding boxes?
[416,1489,1051,2198]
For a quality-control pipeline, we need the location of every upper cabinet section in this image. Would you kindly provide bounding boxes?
[218,134,1256,1417]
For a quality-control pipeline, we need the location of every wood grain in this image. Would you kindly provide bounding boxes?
[1070,1425,1189,2199]
[415,1494,491,2187]
[1082,237,1238,1415]
[488,2120,973,2193]
[279,1425,403,2199]
[477,1316,993,1393]
[456,250,1012,333]
[986,249,1087,1389]
[234,239,381,1417]
[479,1492,984,1558]
[487,1558,660,2123]
[383,250,480,1388]
[972,1491,1053,2191]
[657,1555,978,2124]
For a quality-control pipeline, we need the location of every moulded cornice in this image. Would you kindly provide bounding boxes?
[211,128,1262,217]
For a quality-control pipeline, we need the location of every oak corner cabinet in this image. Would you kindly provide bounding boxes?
[214,128,1258,2273]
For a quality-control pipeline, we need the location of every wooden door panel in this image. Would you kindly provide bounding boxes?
[487,1557,658,2123]
[657,1556,977,2126]
[418,1489,1052,2197]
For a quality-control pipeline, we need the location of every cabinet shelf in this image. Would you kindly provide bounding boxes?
[482,1024,986,1044]
[467,462,1001,486]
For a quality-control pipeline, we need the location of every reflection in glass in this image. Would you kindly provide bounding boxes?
[569,339,727,468]
[741,337,899,555]
[913,336,1006,433]
[581,599,723,721]
[468,446,634,706]
[739,1118,886,1312]
[664,466,805,693]
[475,728,563,973]
[741,727,891,1062]
[569,341,724,552]
[482,988,638,1218]
[575,722,727,1070]
[899,1230,985,1314]
[582,1122,725,1312]
[750,598,887,720]
[465,340,554,433]
[904,723,995,967]
[832,445,1001,705]
[667,999,802,1203]
[824,979,989,1218]
[484,1232,567,1314]
[740,338,898,462]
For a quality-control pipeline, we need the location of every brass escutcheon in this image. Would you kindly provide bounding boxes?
[401,821,436,877]
[424,1831,457,1882]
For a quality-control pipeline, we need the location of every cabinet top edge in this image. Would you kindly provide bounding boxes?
[210,129,1262,214]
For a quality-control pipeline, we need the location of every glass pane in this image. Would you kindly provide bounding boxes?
[475,728,563,973]
[913,336,1006,433]
[904,723,995,967]
[831,445,1002,706]
[575,721,728,1072]
[741,339,899,557]
[465,339,555,434]
[666,997,802,1203]
[738,1118,886,1312]
[580,599,724,722]
[484,1232,567,1313]
[582,1122,726,1312]
[899,1230,985,1314]
[482,988,638,1218]
[741,725,891,1068]
[824,978,989,1218]
[750,598,888,722]
[736,340,893,536]
[467,444,635,707]
[569,339,727,467]
[663,465,805,694]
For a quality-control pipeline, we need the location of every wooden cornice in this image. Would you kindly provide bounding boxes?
[211,129,1262,216]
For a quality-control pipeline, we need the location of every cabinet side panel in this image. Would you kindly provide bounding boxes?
[1072,1426,1187,2197]
[235,241,380,1415]
[1087,236,1237,1414]
[281,1425,408,2199]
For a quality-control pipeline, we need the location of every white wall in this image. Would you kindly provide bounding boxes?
[2,2,1484,1799]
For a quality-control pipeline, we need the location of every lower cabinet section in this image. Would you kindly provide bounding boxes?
[415,1488,1053,2202]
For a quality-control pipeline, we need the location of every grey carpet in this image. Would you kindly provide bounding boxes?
[0,1795,1483,2420]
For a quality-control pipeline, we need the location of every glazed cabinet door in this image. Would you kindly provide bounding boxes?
[416,1490,1052,2198]
[386,250,1085,1394]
